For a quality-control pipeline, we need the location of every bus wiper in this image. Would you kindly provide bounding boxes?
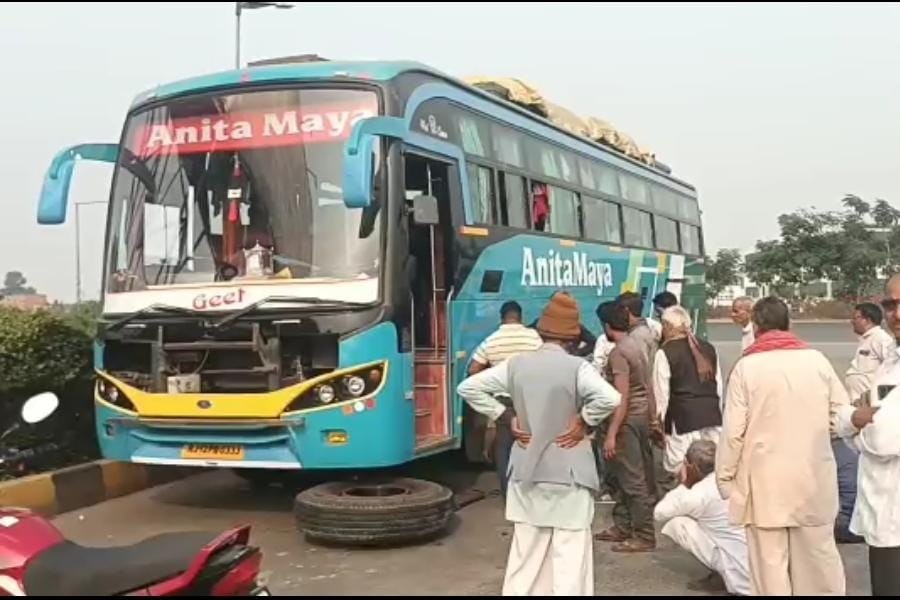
[105,304,208,331]
[211,296,370,331]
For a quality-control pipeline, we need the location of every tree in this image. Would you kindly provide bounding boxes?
[872,199,900,229]
[747,196,899,301]
[1,271,36,296]
[705,249,743,300]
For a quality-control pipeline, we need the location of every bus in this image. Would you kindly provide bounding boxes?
[36,57,705,487]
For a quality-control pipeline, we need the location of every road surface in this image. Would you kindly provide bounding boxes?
[53,324,869,596]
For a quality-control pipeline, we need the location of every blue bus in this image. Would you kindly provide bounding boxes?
[36,57,705,478]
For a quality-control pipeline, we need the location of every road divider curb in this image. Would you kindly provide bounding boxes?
[0,460,197,516]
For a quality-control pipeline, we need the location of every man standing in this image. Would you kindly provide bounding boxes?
[730,296,754,351]
[834,274,900,595]
[716,296,849,596]
[654,440,751,596]
[468,301,543,497]
[594,302,657,553]
[651,291,679,341]
[653,306,722,477]
[617,291,658,369]
[458,292,621,596]
[845,302,895,403]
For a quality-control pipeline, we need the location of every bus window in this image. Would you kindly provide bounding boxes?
[655,216,679,252]
[582,196,622,244]
[578,158,596,190]
[558,152,577,184]
[620,173,650,206]
[547,185,580,237]
[593,162,620,198]
[492,124,524,167]
[680,196,701,223]
[459,116,487,157]
[680,223,701,255]
[500,173,529,229]
[539,148,561,180]
[623,206,653,248]
[651,185,676,215]
[467,164,496,224]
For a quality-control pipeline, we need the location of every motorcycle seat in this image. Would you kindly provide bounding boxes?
[23,531,218,596]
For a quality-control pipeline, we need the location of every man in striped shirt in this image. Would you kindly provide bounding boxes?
[470,301,543,497]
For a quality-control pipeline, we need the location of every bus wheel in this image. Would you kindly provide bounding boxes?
[294,478,455,547]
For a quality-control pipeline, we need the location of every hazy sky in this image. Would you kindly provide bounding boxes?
[3,2,899,301]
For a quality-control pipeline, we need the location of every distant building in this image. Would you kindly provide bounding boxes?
[0,294,50,311]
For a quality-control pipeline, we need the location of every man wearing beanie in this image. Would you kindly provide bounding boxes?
[458,291,622,596]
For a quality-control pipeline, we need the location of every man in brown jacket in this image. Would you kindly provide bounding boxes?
[716,296,850,596]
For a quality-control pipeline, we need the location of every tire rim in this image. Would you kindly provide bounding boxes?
[341,484,410,498]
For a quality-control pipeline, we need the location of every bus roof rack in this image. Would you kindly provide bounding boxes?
[248,54,330,67]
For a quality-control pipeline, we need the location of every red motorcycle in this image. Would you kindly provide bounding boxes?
[0,393,270,596]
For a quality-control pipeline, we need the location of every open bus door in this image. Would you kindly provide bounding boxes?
[403,151,458,454]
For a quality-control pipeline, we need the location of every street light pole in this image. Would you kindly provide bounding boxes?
[235,2,243,69]
[234,2,295,69]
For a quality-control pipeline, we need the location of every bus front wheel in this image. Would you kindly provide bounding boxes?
[294,478,455,547]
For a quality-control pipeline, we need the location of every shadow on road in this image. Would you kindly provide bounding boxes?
[149,452,499,514]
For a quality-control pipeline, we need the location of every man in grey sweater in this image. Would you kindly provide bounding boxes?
[458,291,621,596]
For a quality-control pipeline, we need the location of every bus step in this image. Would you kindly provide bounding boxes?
[415,434,453,453]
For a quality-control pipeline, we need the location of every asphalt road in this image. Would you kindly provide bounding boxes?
[51,323,868,596]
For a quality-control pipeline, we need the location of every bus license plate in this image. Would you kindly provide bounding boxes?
[181,444,245,461]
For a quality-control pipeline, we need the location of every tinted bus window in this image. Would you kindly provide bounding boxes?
[655,216,679,252]
[558,151,578,184]
[594,162,620,197]
[501,173,529,229]
[459,115,487,157]
[582,196,622,244]
[623,206,653,248]
[468,164,496,224]
[492,124,524,167]
[680,223,701,255]
[547,185,580,236]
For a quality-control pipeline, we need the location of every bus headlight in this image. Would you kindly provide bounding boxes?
[343,375,366,397]
[284,363,386,413]
[317,385,336,404]
[96,378,136,412]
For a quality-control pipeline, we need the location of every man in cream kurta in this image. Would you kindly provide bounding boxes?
[716,297,850,596]
[458,292,621,596]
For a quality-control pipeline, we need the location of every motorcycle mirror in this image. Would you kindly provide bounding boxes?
[20,392,59,424]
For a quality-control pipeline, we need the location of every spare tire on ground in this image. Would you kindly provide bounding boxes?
[294,478,456,547]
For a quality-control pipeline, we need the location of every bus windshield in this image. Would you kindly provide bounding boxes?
[104,87,381,298]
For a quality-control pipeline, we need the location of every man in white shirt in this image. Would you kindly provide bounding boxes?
[654,440,752,596]
[730,296,754,351]
[845,302,895,402]
[835,274,900,596]
[468,301,543,497]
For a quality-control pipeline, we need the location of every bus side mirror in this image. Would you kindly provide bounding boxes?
[412,195,439,226]
[38,144,118,224]
[343,117,406,210]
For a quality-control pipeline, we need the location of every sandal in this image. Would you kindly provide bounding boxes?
[611,538,656,553]
[594,526,631,542]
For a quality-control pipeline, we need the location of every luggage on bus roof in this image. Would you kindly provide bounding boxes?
[462,76,659,170]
